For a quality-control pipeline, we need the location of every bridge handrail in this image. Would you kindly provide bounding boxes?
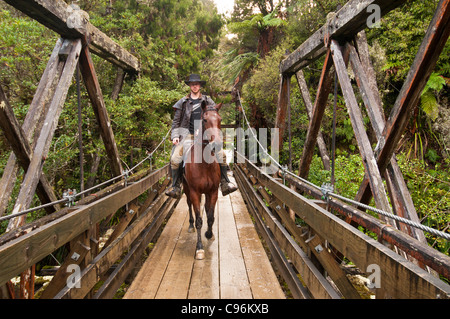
[237,93,450,241]
[0,164,170,287]
[235,152,450,298]
[0,128,171,224]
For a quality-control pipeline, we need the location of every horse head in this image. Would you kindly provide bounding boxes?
[201,102,223,151]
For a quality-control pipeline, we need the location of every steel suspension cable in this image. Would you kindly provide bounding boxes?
[0,127,172,223]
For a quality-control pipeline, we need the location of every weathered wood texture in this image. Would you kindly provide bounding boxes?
[123,182,285,299]
[298,49,334,178]
[331,40,395,226]
[280,0,407,74]
[79,44,123,177]
[0,86,60,214]
[6,39,82,231]
[295,70,331,171]
[56,192,176,299]
[234,164,337,299]
[347,39,425,243]
[3,0,139,72]
[0,165,169,287]
[237,155,450,299]
[272,74,291,153]
[0,39,64,217]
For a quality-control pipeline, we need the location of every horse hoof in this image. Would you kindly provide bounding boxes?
[195,249,205,260]
[188,226,195,233]
[205,230,214,240]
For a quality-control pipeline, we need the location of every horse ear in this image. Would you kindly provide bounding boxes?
[201,100,207,112]
[216,103,223,111]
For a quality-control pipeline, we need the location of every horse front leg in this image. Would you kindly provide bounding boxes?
[190,191,205,260]
[204,191,218,240]
[186,195,195,233]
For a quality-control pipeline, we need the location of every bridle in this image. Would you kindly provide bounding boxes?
[198,106,221,149]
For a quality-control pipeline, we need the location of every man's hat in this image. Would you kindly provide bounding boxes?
[185,74,206,86]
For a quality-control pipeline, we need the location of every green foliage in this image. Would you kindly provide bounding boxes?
[222,50,260,85]
[397,154,450,254]
[368,0,449,82]
[0,9,58,105]
[90,0,224,85]
[0,0,222,225]
[242,41,290,124]
[110,77,182,164]
[308,154,366,200]
[420,73,446,121]
[228,5,285,34]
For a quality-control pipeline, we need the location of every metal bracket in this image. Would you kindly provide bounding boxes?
[321,183,334,201]
[314,244,324,254]
[63,189,77,207]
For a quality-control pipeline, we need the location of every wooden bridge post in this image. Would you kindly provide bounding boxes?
[1,38,82,299]
[347,37,427,246]
[272,73,291,158]
[79,41,123,177]
[295,70,331,171]
[0,39,65,218]
[298,49,334,179]
[355,0,450,206]
[331,39,396,228]
[6,39,82,231]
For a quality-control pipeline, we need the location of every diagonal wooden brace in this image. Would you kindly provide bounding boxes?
[79,43,123,178]
[6,39,82,231]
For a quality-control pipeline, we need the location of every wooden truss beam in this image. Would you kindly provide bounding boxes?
[0,165,168,287]
[347,39,426,243]
[298,49,334,179]
[280,0,407,75]
[6,39,82,231]
[331,40,395,227]
[79,44,123,177]
[0,39,64,217]
[3,0,139,72]
[272,74,291,153]
[355,0,450,208]
[0,86,60,217]
[295,70,331,171]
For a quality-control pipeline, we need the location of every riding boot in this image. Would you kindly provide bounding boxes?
[165,166,182,198]
[219,165,237,196]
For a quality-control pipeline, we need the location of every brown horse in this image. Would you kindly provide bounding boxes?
[183,102,223,260]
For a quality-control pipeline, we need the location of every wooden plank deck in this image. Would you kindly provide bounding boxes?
[123,175,285,299]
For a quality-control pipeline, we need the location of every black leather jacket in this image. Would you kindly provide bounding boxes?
[171,94,216,140]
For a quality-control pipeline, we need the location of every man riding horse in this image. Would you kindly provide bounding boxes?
[165,74,237,199]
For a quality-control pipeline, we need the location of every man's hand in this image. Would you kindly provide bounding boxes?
[172,138,180,145]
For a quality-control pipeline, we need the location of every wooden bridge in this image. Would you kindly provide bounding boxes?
[0,0,450,300]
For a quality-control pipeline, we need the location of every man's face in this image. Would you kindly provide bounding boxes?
[189,82,201,94]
